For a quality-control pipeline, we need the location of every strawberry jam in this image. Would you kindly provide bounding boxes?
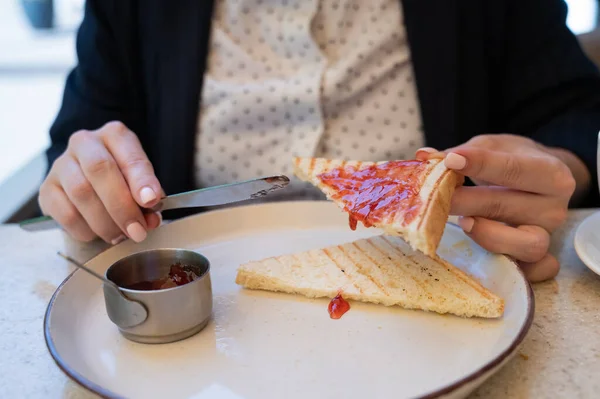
[124,263,199,291]
[328,293,351,319]
[317,160,428,230]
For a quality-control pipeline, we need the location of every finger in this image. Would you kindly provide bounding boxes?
[38,180,96,242]
[444,148,574,195]
[519,253,560,283]
[99,121,162,207]
[415,147,445,161]
[450,186,567,232]
[55,155,124,243]
[458,217,550,263]
[445,134,536,154]
[446,135,503,153]
[415,147,437,160]
[112,213,161,245]
[68,130,148,242]
[144,212,162,230]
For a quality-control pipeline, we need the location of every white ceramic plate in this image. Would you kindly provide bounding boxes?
[574,211,600,276]
[45,201,533,399]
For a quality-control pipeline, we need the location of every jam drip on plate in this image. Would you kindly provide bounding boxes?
[328,293,351,319]
[124,263,199,291]
[317,160,428,230]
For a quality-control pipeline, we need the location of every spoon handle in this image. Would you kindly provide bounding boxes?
[57,252,122,291]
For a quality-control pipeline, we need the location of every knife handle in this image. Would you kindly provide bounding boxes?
[19,215,61,232]
[19,207,156,232]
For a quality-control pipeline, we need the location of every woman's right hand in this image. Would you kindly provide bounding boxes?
[39,121,163,244]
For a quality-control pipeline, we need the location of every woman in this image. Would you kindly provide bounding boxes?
[40,0,600,282]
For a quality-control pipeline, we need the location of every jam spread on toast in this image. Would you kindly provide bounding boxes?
[124,263,199,291]
[317,160,429,230]
[328,293,351,319]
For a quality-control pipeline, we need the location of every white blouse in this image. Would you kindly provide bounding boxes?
[195,0,425,200]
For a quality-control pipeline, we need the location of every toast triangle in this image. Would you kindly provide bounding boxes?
[236,235,504,318]
[293,157,463,256]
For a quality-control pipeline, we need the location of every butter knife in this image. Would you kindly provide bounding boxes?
[19,175,290,232]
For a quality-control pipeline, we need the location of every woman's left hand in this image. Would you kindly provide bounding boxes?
[416,134,578,282]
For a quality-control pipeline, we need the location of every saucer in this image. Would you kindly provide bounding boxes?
[574,211,600,276]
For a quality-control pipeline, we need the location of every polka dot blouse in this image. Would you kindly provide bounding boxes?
[195,0,425,200]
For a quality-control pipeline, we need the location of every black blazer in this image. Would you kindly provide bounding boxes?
[48,0,600,208]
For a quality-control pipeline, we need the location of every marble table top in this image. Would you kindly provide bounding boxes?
[1,209,599,398]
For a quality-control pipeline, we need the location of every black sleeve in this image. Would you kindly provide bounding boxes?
[47,0,145,169]
[495,0,600,207]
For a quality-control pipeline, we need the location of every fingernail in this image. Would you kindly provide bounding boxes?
[111,235,126,245]
[445,153,467,170]
[126,222,147,243]
[156,212,163,226]
[139,186,157,205]
[416,147,445,160]
[459,216,475,233]
[416,147,437,154]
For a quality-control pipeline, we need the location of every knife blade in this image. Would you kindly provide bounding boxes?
[19,175,290,232]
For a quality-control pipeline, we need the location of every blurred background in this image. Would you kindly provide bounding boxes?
[0,0,599,223]
[0,0,83,222]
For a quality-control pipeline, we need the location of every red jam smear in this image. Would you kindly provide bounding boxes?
[317,160,428,230]
[124,263,199,291]
[328,293,351,319]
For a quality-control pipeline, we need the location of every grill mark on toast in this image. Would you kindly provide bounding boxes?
[424,254,497,300]
[275,255,300,283]
[382,236,495,301]
[337,160,350,173]
[405,255,469,300]
[351,241,405,295]
[379,236,462,300]
[377,235,469,301]
[365,237,431,298]
[287,253,304,278]
[399,243,496,298]
[340,244,390,296]
[309,158,316,176]
[305,249,354,294]
[322,248,364,294]
[404,254,468,300]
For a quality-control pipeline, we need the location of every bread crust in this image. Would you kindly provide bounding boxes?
[417,169,464,256]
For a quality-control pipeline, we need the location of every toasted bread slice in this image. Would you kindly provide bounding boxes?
[236,235,504,318]
[293,157,463,256]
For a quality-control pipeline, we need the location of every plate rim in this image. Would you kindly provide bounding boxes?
[43,200,535,399]
[574,211,600,276]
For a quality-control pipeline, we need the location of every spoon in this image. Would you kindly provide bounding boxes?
[57,252,148,328]
[58,252,122,290]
